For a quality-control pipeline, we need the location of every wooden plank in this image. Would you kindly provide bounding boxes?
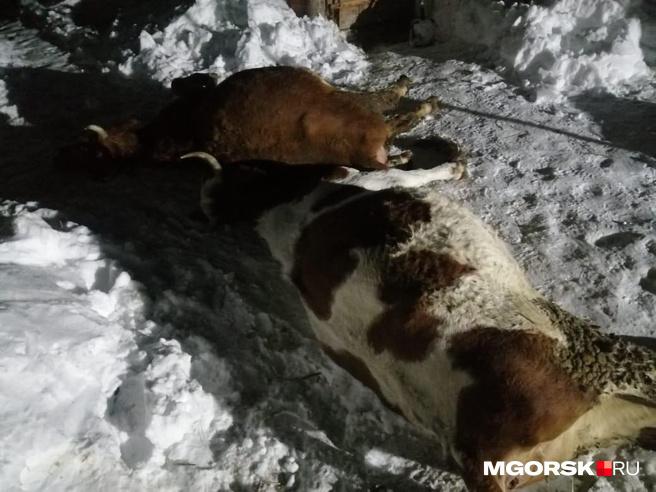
[287,0,329,17]
[286,0,411,30]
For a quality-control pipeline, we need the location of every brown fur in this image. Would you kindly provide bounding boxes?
[386,250,475,293]
[294,190,472,363]
[97,119,141,158]
[291,190,431,320]
[448,327,596,491]
[535,299,656,401]
[337,75,411,114]
[368,251,474,361]
[367,301,440,362]
[637,427,656,451]
[196,67,391,168]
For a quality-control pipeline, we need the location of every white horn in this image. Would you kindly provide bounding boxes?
[84,124,108,140]
[180,151,221,171]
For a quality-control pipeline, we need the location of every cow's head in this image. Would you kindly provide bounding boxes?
[181,152,351,225]
[54,120,142,177]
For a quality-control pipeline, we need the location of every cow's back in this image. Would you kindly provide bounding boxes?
[200,67,389,166]
[258,184,550,436]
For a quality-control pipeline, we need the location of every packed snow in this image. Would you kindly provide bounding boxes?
[119,0,368,85]
[1,0,655,491]
[432,0,652,101]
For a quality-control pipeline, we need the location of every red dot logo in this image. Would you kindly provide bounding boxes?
[596,460,613,477]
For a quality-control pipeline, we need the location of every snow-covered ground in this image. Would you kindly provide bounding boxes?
[1,0,655,491]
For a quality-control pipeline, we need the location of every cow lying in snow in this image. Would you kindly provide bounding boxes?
[56,67,451,172]
[195,159,655,491]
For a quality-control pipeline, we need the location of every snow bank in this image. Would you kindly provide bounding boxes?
[0,202,242,490]
[0,202,136,489]
[119,0,368,85]
[433,0,652,100]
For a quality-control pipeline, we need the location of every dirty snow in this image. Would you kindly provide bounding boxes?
[1,1,655,491]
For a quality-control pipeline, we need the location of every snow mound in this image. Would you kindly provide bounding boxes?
[119,0,368,85]
[0,202,244,491]
[433,0,652,101]
[0,202,137,489]
[506,0,651,100]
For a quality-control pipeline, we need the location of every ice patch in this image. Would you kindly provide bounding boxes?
[119,0,368,85]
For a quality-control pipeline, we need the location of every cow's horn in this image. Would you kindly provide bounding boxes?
[180,151,221,171]
[84,125,108,140]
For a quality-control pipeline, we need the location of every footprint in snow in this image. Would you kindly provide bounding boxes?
[534,166,556,181]
[594,231,644,249]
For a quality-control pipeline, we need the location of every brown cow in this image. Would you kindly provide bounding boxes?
[57,66,444,172]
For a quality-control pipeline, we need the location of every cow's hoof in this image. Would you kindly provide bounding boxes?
[394,75,413,96]
[388,150,413,167]
[449,160,467,180]
[426,96,441,112]
[417,97,440,118]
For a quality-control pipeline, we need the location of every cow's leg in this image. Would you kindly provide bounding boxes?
[385,96,466,172]
[429,160,467,180]
[364,75,412,112]
[343,75,412,113]
[386,152,467,181]
[387,96,440,138]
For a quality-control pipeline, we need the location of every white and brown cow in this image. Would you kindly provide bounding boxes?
[197,159,655,491]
